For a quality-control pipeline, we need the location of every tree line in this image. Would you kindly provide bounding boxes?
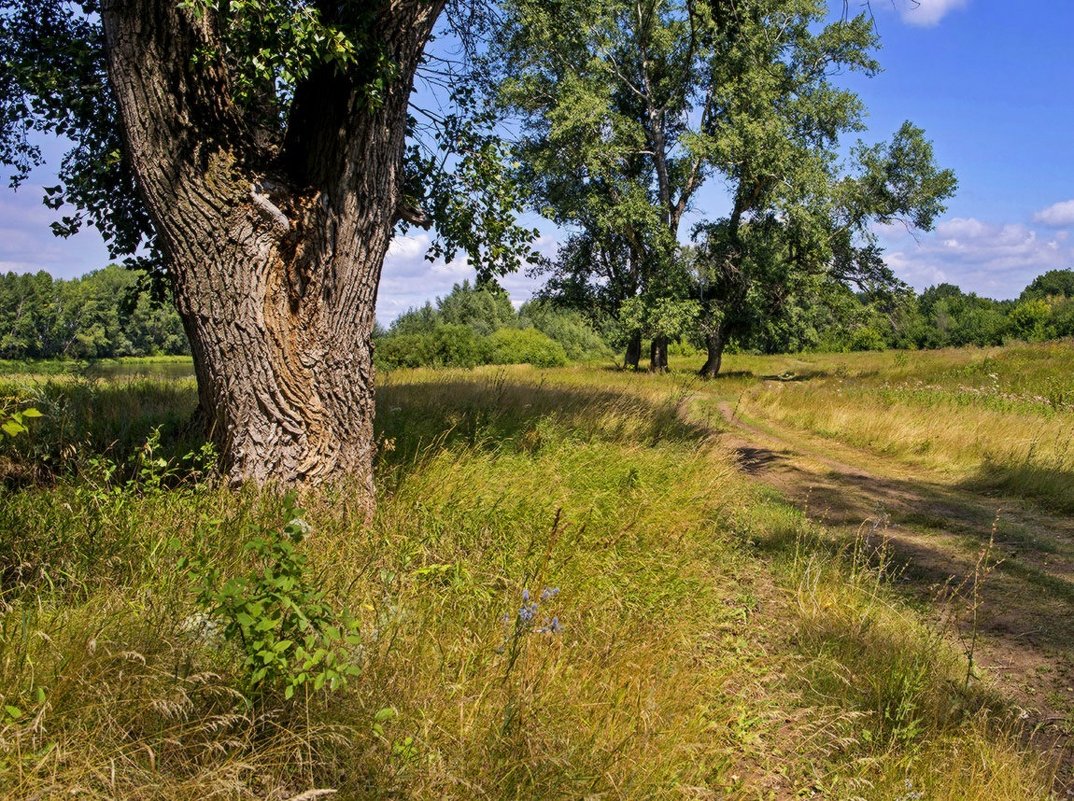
[5,265,1069,366]
[798,269,1074,353]
[0,266,188,360]
[375,269,1074,367]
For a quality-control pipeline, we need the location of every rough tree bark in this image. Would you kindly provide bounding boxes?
[649,335,668,373]
[699,327,727,378]
[624,331,642,370]
[99,0,444,515]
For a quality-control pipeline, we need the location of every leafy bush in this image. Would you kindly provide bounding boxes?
[519,301,611,360]
[376,325,490,369]
[1008,299,1051,342]
[1,404,41,438]
[376,332,434,369]
[1047,299,1074,338]
[487,327,567,367]
[377,324,569,369]
[182,497,361,700]
[849,326,886,352]
[430,324,489,367]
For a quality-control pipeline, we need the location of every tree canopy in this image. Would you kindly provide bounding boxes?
[494,0,956,374]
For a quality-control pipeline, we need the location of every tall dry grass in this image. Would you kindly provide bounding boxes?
[0,359,1057,798]
[734,342,1074,511]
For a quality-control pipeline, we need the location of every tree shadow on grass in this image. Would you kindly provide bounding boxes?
[1,377,201,487]
[743,445,1074,656]
[967,459,1074,516]
[376,374,714,471]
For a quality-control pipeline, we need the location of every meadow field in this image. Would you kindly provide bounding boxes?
[2,342,1072,799]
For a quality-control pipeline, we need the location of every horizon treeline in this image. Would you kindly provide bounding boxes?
[374,269,1074,367]
[0,265,188,360]
[3,267,1073,364]
[795,268,1074,354]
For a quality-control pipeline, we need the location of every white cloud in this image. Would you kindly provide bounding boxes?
[377,232,556,324]
[1033,199,1074,228]
[897,0,969,27]
[879,216,1074,298]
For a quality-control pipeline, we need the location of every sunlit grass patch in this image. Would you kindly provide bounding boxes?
[736,341,1074,511]
[0,355,1061,798]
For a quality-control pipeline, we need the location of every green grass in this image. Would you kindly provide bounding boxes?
[0,356,1058,799]
[730,341,1074,512]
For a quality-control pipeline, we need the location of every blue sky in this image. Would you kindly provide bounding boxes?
[2,0,1072,322]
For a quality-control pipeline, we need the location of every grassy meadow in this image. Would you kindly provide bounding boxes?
[2,344,1071,799]
[730,342,1074,513]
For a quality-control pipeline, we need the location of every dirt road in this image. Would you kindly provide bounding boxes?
[702,392,1074,783]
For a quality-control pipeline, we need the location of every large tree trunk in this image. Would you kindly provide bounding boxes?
[170,187,387,496]
[699,328,727,378]
[649,335,668,373]
[100,0,443,515]
[624,330,642,370]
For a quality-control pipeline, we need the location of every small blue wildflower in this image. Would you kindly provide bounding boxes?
[519,602,538,623]
[521,588,531,603]
[540,587,560,601]
[535,615,561,635]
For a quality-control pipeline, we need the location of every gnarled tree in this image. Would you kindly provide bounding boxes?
[0,0,529,512]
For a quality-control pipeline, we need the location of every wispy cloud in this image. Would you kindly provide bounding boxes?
[896,0,969,27]
[1033,199,1074,228]
[377,233,555,324]
[879,216,1073,298]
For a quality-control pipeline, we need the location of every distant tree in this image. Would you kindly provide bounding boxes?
[916,284,1011,348]
[492,0,758,370]
[495,0,954,375]
[0,267,189,359]
[519,300,611,361]
[1009,298,1051,343]
[535,231,643,363]
[436,281,517,336]
[389,302,441,337]
[0,271,54,358]
[688,2,956,377]
[1021,269,1074,301]
[390,281,516,337]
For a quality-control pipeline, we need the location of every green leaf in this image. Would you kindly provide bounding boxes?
[374,707,397,723]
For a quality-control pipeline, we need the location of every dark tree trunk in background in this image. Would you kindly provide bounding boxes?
[699,328,727,378]
[624,331,642,369]
[649,335,668,373]
[100,0,444,516]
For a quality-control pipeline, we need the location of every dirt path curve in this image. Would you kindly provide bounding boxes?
[700,394,1074,785]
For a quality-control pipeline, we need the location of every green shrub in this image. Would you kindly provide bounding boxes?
[1008,299,1050,342]
[376,332,434,370]
[1047,299,1074,338]
[486,327,568,367]
[430,323,489,367]
[182,496,361,700]
[849,326,886,352]
[520,301,611,360]
[376,325,491,369]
